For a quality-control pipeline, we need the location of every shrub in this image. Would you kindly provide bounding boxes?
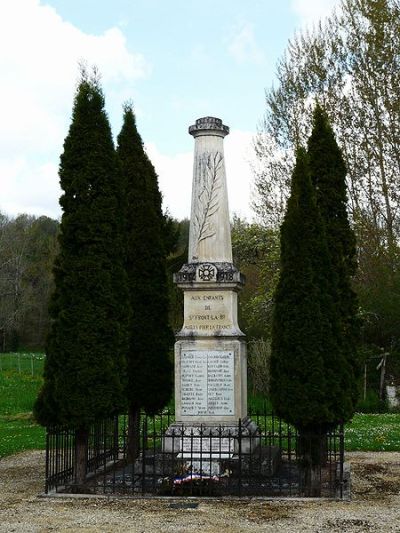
[356,390,388,413]
[248,339,271,397]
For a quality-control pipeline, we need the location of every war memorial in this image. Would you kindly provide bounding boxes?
[164,116,259,469]
[43,117,347,498]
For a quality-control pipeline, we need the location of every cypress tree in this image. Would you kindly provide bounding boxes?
[34,72,130,484]
[117,104,173,460]
[307,104,360,408]
[270,147,353,493]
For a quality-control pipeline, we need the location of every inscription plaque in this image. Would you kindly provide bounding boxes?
[182,436,233,454]
[181,350,234,416]
[183,291,233,333]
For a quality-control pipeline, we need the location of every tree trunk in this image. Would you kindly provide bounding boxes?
[74,428,89,488]
[298,429,328,497]
[127,405,141,464]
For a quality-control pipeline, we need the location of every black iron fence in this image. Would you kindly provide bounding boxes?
[45,417,119,493]
[45,410,346,498]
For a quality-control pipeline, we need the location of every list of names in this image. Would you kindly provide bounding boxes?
[181,350,234,416]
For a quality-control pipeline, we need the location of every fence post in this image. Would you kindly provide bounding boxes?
[339,422,344,500]
[287,426,292,495]
[113,416,119,461]
[45,429,50,494]
[141,416,147,495]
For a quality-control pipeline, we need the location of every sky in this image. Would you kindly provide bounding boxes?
[0,0,339,222]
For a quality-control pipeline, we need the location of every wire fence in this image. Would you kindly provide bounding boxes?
[0,352,45,376]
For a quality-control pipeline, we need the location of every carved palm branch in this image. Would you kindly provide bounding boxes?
[193,152,223,249]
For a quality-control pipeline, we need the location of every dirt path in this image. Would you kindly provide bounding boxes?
[0,451,399,532]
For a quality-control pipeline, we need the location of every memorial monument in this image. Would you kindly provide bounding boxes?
[165,117,258,466]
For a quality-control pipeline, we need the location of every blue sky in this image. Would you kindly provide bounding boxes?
[0,0,338,221]
[46,0,295,153]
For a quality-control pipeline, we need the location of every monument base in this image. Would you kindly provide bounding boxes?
[163,417,260,454]
[163,417,261,476]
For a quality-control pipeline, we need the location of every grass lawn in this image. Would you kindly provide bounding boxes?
[345,413,400,451]
[0,352,399,457]
[0,414,46,457]
[0,369,46,457]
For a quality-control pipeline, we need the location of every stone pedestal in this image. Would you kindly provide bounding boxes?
[165,117,259,471]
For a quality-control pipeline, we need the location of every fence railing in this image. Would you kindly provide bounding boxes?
[0,352,45,376]
[45,409,346,498]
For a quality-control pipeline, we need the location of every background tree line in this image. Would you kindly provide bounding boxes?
[252,0,400,395]
[0,212,58,351]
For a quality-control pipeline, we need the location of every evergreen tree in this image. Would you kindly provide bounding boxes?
[270,147,353,494]
[307,104,360,407]
[117,104,173,459]
[34,72,130,484]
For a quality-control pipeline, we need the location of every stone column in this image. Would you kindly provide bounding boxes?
[188,117,232,264]
[164,117,258,460]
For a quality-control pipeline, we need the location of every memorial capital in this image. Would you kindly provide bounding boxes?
[189,116,230,138]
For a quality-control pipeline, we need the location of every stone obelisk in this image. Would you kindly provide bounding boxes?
[166,117,257,457]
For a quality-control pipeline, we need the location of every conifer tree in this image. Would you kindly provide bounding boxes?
[270,147,353,494]
[34,71,130,484]
[117,104,173,460]
[307,104,360,407]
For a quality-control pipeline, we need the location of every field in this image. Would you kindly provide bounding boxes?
[0,351,45,376]
[344,413,400,451]
[0,352,399,458]
[0,353,46,457]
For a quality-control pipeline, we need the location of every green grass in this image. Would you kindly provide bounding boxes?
[0,365,46,458]
[345,413,400,451]
[248,395,273,413]
[0,370,43,415]
[0,414,46,457]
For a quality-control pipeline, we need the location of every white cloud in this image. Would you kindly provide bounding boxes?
[147,129,256,222]
[146,144,193,221]
[290,0,340,26]
[1,158,60,218]
[0,2,257,223]
[225,130,256,221]
[228,22,265,65]
[0,0,150,217]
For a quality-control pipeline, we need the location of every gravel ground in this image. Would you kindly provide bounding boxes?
[0,450,399,532]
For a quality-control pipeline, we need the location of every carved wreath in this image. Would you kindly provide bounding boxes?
[193,151,223,252]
